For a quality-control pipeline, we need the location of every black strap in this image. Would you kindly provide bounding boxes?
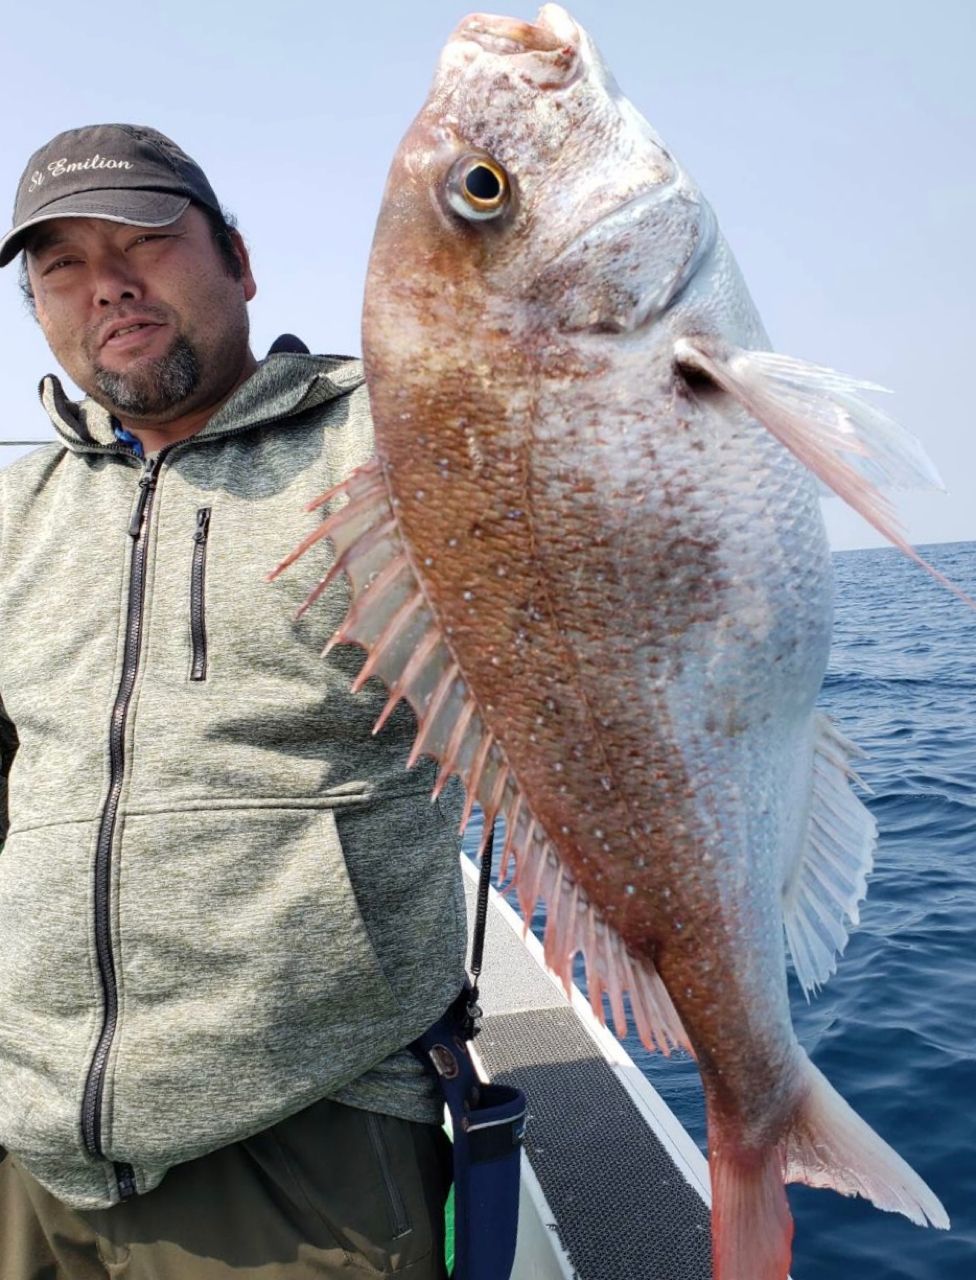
[470,820,495,983]
[463,819,495,1039]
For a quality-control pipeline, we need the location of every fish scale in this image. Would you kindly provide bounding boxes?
[383,378,742,946]
[272,6,954,1277]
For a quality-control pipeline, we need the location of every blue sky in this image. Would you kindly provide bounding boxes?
[0,0,972,550]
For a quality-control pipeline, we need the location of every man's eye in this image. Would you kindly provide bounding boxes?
[131,234,169,247]
[42,258,79,274]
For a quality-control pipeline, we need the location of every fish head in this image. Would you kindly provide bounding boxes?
[365,4,716,346]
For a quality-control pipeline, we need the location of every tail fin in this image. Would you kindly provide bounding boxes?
[707,1054,948,1280]
[785,1056,949,1228]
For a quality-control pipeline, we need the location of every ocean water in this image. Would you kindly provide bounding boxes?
[464,540,976,1279]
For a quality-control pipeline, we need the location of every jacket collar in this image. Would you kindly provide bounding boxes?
[38,347,364,455]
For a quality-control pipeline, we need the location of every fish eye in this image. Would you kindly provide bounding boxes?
[446,155,511,221]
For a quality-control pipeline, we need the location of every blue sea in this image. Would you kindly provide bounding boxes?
[464,540,976,1279]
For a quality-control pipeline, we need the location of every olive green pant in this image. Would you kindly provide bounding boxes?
[0,1098,451,1279]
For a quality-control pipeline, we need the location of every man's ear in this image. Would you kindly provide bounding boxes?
[230,229,257,302]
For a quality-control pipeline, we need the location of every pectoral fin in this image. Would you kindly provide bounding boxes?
[674,336,974,607]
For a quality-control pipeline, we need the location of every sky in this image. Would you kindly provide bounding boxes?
[0,0,972,551]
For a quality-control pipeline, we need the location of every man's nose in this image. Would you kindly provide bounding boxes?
[92,256,143,307]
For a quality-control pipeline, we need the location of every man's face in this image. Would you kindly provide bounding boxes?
[25,206,257,422]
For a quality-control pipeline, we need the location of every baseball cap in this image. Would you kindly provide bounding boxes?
[0,123,223,268]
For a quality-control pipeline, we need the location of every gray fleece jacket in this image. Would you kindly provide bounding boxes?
[0,352,467,1209]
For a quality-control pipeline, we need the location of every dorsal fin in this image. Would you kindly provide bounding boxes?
[270,458,691,1055]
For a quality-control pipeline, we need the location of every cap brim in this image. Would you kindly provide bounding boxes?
[0,190,190,267]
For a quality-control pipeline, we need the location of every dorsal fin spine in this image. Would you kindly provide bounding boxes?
[481,765,511,855]
[346,590,424,678]
[499,791,523,881]
[407,661,460,769]
[460,732,495,833]
[432,699,477,799]
[372,626,441,735]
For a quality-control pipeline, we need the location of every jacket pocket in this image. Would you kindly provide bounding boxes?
[245,1098,446,1274]
[107,804,402,1169]
[189,507,211,681]
[365,1110,411,1239]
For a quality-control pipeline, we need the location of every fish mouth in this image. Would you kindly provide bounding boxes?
[457,16,563,55]
[455,5,580,67]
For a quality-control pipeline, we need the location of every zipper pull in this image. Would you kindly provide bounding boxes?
[193,507,211,543]
[116,1163,137,1200]
[128,455,163,539]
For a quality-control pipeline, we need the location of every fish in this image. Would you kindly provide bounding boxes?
[271,6,953,1277]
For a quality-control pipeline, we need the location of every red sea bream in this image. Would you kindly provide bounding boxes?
[274,7,951,1277]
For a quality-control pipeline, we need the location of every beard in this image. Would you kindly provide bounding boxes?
[93,334,201,418]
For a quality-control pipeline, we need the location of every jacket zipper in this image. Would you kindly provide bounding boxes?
[59,399,342,1195]
[365,1112,411,1238]
[190,507,212,681]
[82,451,168,1199]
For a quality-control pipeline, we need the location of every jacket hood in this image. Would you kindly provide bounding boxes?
[38,349,365,454]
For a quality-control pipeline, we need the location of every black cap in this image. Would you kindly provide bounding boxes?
[0,123,223,267]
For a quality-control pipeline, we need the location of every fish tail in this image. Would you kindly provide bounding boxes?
[709,1125,794,1280]
[784,1055,949,1229]
[707,1051,949,1279]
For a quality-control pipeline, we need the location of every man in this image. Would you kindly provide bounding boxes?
[0,124,467,1279]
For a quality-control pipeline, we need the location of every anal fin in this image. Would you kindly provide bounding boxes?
[783,713,876,994]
